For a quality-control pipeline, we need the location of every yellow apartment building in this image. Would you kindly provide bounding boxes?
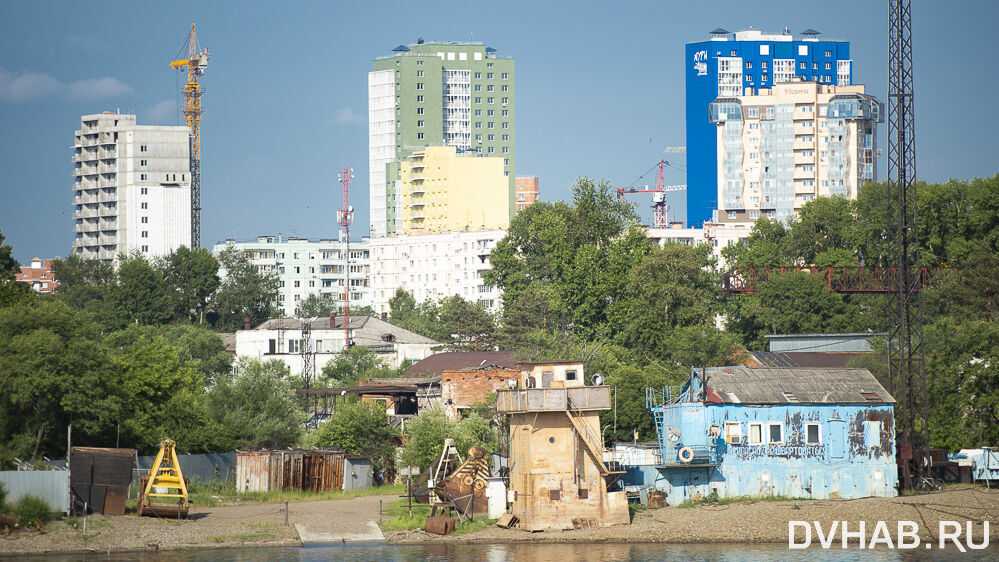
[399,146,510,234]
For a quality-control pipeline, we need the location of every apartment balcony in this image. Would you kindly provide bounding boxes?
[793,138,816,150]
[794,168,817,180]
[408,176,425,182]
[409,201,425,208]
[98,191,116,203]
[409,188,425,195]
[99,206,117,217]
[98,249,116,261]
[99,235,116,246]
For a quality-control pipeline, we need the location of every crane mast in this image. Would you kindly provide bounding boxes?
[615,159,686,228]
[337,167,355,350]
[169,23,209,249]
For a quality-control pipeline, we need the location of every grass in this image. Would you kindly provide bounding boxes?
[378,498,495,535]
[147,478,405,507]
[677,493,813,508]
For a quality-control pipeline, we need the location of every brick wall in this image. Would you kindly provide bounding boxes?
[441,368,520,419]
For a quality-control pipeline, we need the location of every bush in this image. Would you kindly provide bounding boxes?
[13,494,54,526]
[0,481,8,509]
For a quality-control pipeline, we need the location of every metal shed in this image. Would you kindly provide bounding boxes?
[236,450,367,493]
[70,447,136,515]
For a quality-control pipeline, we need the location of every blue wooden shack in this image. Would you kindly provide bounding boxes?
[643,367,897,505]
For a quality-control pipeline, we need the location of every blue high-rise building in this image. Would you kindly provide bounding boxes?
[685,28,852,225]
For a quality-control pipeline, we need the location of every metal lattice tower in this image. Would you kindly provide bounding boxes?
[300,318,314,389]
[170,24,209,249]
[337,167,355,350]
[887,0,929,489]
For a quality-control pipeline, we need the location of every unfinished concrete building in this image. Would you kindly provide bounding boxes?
[496,361,629,531]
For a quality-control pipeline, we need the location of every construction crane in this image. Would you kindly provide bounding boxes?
[615,159,686,228]
[169,23,210,249]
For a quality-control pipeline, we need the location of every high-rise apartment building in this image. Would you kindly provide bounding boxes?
[686,28,852,225]
[399,146,509,234]
[213,236,372,317]
[709,81,882,226]
[369,40,515,237]
[72,112,191,263]
[515,176,540,213]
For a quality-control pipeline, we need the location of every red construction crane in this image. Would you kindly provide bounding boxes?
[615,160,686,228]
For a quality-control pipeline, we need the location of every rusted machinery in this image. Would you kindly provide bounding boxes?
[414,440,493,518]
[138,438,190,518]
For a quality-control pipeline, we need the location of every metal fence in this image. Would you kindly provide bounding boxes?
[135,452,236,483]
[0,470,70,513]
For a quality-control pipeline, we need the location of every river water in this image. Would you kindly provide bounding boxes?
[27,542,999,561]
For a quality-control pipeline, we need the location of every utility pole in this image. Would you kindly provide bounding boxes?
[337,167,354,350]
[887,0,928,490]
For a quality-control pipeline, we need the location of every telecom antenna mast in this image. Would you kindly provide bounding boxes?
[170,23,210,249]
[887,0,928,489]
[337,167,355,350]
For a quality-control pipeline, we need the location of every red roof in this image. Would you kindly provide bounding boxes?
[403,351,520,378]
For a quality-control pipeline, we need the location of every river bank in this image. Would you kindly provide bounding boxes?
[385,487,999,545]
[2,487,996,556]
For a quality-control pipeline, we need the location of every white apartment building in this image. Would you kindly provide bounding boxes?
[646,223,753,270]
[213,235,373,316]
[369,229,506,315]
[72,112,191,263]
[708,81,882,227]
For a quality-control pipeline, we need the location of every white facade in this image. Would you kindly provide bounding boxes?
[213,236,372,317]
[72,112,191,264]
[646,223,753,270]
[235,316,439,374]
[369,230,506,314]
[709,82,882,227]
[368,69,396,238]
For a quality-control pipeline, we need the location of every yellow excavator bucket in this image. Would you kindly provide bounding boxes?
[138,438,190,518]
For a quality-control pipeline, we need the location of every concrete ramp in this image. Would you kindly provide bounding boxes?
[294,520,384,545]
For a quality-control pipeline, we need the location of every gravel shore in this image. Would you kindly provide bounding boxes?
[385,487,999,545]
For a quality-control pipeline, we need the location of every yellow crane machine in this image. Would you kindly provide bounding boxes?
[139,438,190,518]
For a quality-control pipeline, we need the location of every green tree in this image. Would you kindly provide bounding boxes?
[110,253,173,328]
[295,293,338,318]
[104,324,232,386]
[158,246,220,323]
[436,295,496,351]
[318,346,395,387]
[206,358,303,450]
[721,217,792,269]
[211,244,280,331]
[0,300,119,464]
[388,288,439,338]
[0,229,31,307]
[400,406,498,473]
[787,196,860,266]
[314,398,397,474]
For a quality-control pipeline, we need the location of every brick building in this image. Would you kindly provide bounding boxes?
[17,258,59,294]
[441,366,520,419]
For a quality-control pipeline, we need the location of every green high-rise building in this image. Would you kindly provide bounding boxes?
[368,40,515,237]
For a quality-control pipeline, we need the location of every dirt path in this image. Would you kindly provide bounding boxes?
[0,494,398,557]
[386,487,999,545]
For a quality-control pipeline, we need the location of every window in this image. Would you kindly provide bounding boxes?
[417,107,424,115]
[475,122,482,129]
[141,187,148,195]
[140,145,147,152]
[745,61,752,69]
[748,423,763,445]
[799,61,806,69]
[475,72,481,79]
[416,82,424,90]
[812,62,818,70]
[487,147,494,153]
[141,216,148,223]
[761,61,768,69]
[501,97,509,105]
[502,122,509,129]
[141,231,148,238]
[417,60,423,66]
[141,245,148,252]
[417,95,424,102]
[749,210,760,219]
[416,70,423,77]
[768,422,784,444]
[566,370,577,381]
[825,50,832,57]
[417,120,424,127]
[475,134,482,141]
[762,73,768,82]
[806,423,821,445]
[727,211,737,220]
[140,159,147,166]
[487,85,494,92]
[730,50,737,56]
[502,146,509,153]
[417,132,424,140]
[487,122,494,129]
[474,84,481,92]
[293,280,300,288]
[487,72,493,79]
[487,97,494,104]
[288,339,301,353]
[474,109,481,116]
[501,72,508,79]
[475,97,481,104]
[502,134,509,141]
[747,107,759,118]
[502,109,509,117]
[767,210,776,219]
[824,62,831,70]
[487,109,494,116]
[501,85,508,92]
[487,134,494,141]
[725,422,742,444]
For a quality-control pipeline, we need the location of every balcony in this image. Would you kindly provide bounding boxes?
[497,385,611,413]
[99,235,116,246]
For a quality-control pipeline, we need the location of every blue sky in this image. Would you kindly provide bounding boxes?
[2,0,997,263]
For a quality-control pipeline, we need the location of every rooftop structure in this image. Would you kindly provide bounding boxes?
[17,258,59,294]
[514,176,539,213]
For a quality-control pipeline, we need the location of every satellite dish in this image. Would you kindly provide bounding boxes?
[592,373,605,386]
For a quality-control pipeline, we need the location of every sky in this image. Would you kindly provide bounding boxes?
[1,0,997,263]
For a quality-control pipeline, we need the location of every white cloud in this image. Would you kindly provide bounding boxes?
[66,77,135,100]
[334,107,363,125]
[0,66,63,103]
[147,99,178,124]
[64,34,111,51]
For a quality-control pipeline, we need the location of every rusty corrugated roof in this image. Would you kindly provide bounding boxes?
[702,367,894,405]
[403,351,520,378]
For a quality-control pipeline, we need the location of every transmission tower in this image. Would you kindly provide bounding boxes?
[887,0,928,489]
[300,318,314,389]
[169,24,210,249]
[337,167,355,350]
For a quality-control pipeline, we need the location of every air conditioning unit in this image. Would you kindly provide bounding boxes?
[729,435,742,445]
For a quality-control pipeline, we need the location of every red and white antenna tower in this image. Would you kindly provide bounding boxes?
[337,166,354,350]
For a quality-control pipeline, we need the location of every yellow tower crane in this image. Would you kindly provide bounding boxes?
[170,23,210,249]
